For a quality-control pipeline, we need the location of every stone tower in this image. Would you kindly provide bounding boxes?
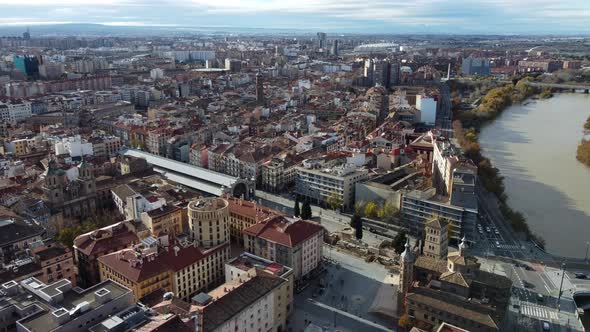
[423,218,449,260]
[43,159,67,206]
[397,239,415,316]
[78,159,96,196]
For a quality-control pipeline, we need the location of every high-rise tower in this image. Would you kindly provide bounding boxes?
[317,32,327,49]
[256,72,264,104]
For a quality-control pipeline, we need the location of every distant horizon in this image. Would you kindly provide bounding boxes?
[0,22,590,37]
[1,0,590,35]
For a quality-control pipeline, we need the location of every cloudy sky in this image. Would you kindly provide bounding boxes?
[0,0,589,34]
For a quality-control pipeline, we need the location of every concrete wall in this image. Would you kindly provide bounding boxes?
[355,183,401,209]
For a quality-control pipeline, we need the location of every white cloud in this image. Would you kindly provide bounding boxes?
[0,0,588,33]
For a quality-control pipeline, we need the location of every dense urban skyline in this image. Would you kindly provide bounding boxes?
[1,0,590,34]
[1,2,590,332]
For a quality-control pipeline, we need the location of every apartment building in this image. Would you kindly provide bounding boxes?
[147,128,172,156]
[188,198,230,249]
[73,222,139,288]
[243,215,323,280]
[0,240,76,287]
[0,277,133,332]
[98,237,229,301]
[0,99,32,123]
[140,204,184,238]
[226,196,277,245]
[260,158,297,193]
[432,139,459,196]
[0,218,45,265]
[225,252,294,324]
[400,188,477,242]
[295,158,368,210]
[89,136,121,158]
[193,269,290,332]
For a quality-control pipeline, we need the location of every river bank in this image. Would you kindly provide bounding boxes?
[451,78,544,247]
[479,94,590,258]
[577,117,590,167]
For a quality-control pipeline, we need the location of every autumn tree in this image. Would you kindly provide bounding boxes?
[364,202,379,219]
[326,192,343,211]
[377,202,397,220]
[398,314,412,330]
[354,201,367,217]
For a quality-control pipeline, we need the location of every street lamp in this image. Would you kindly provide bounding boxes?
[557,262,567,312]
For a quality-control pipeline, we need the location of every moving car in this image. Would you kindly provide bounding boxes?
[542,320,551,331]
[575,273,588,279]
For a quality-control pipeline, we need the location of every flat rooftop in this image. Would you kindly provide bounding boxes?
[7,279,131,332]
[227,252,292,278]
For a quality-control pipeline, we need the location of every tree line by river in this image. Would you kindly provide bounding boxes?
[449,77,545,248]
[577,116,590,166]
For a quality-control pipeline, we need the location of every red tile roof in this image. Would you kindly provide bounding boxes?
[242,216,323,248]
[98,242,228,283]
[227,197,278,220]
[74,222,139,257]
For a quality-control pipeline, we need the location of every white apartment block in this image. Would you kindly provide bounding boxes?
[54,135,93,157]
[295,159,369,210]
[0,100,32,123]
[432,139,460,196]
[416,94,438,126]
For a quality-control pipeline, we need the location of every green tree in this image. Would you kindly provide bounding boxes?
[354,201,367,217]
[56,227,78,247]
[355,222,363,240]
[584,116,590,131]
[301,200,312,220]
[364,202,379,219]
[350,214,363,240]
[377,202,397,220]
[293,198,300,217]
[326,192,343,211]
[392,231,408,254]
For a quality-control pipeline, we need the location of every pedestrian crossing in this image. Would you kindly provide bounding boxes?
[520,304,559,320]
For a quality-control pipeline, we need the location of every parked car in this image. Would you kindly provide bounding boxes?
[542,320,551,331]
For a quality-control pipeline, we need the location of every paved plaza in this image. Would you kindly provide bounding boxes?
[289,248,398,332]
